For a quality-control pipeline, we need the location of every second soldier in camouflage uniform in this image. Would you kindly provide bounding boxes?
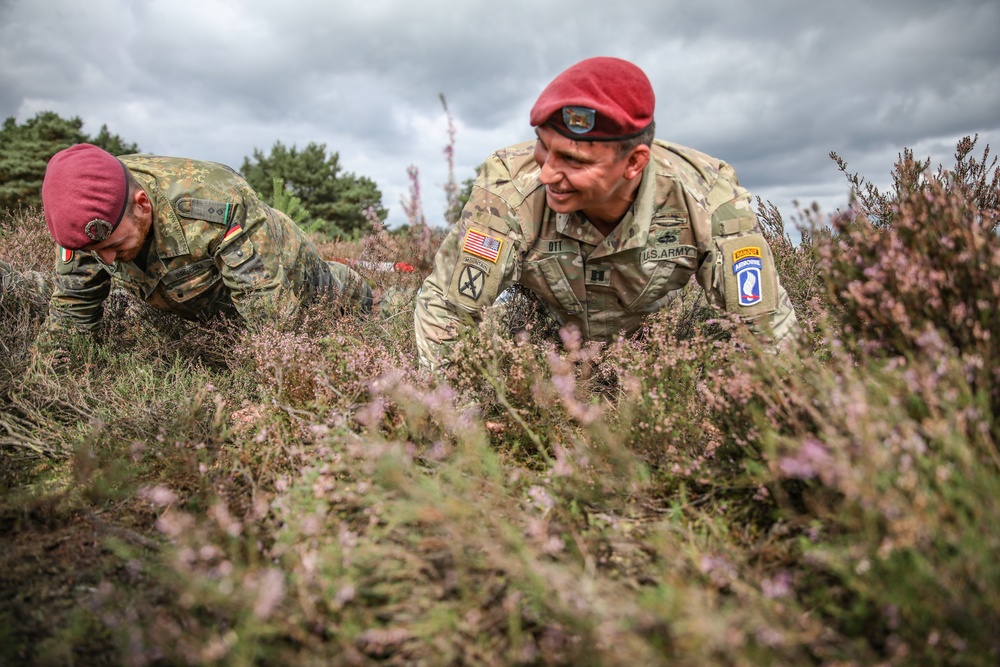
[415,57,798,370]
[40,143,371,337]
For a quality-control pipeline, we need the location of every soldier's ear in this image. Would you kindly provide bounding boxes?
[133,188,151,217]
[624,145,650,180]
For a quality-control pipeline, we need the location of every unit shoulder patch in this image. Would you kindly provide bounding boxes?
[732,246,763,307]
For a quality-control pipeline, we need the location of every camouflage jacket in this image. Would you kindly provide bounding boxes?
[414,139,799,369]
[47,155,369,333]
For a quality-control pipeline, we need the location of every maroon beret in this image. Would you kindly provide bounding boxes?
[42,143,130,250]
[529,57,655,141]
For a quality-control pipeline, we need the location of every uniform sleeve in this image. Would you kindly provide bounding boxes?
[216,212,297,323]
[414,162,523,371]
[694,164,799,350]
[45,248,112,334]
[414,223,474,370]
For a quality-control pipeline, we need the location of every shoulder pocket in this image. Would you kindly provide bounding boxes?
[716,231,778,318]
[446,223,513,311]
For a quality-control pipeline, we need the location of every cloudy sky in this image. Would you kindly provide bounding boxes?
[2,0,998,231]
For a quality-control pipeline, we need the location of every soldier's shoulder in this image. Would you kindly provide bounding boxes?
[122,154,238,178]
[651,140,739,194]
[479,140,543,199]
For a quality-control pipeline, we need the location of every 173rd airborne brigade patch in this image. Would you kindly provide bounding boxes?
[732,246,763,307]
[450,228,506,306]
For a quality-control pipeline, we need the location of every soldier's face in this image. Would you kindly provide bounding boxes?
[85,190,153,265]
[533,126,645,225]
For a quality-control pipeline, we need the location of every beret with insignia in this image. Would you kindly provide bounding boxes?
[42,143,130,250]
[530,57,655,141]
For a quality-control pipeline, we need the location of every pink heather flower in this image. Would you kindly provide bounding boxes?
[208,503,243,537]
[139,485,177,506]
[527,485,555,513]
[778,438,832,480]
[542,535,565,555]
[558,325,583,351]
[762,571,793,599]
[550,444,574,477]
[699,554,736,588]
[252,569,286,620]
[336,583,356,606]
[155,510,194,538]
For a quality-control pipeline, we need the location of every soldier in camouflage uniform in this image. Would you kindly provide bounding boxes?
[415,57,798,370]
[0,259,52,305]
[38,143,371,338]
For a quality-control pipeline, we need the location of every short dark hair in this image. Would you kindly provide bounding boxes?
[614,120,656,159]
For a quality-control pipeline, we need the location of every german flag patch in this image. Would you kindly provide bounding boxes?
[223,220,242,241]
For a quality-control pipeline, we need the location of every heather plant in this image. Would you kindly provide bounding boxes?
[824,136,1000,439]
[3,138,1000,667]
[0,205,54,273]
[699,138,1000,664]
[756,198,832,336]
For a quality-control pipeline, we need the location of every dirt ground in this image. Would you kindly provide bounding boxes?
[0,464,161,666]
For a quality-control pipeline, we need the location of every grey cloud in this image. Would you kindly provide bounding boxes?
[2,0,998,227]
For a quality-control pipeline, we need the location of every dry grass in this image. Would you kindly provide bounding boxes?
[1,137,998,666]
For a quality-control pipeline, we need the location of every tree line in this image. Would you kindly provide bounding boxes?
[0,111,386,237]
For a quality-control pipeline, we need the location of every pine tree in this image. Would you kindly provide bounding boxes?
[240,140,386,237]
[0,112,138,212]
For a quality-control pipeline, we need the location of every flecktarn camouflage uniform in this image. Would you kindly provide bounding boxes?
[46,155,371,333]
[1,259,52,306]
[414,139,799,369]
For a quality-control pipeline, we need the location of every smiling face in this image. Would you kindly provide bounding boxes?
[83,187,153,265]
[532,125,649,232]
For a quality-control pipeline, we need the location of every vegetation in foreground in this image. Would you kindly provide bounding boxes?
[1,137,998,666]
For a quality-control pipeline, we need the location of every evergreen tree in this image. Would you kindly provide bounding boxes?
[240,140,386,237]
[0,111,138,212]
[269,176,311,226]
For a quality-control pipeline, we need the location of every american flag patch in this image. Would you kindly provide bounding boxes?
[462,229,503,263]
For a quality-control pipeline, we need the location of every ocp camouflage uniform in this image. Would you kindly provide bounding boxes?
[47,155,371,333]
[415,139,799,369]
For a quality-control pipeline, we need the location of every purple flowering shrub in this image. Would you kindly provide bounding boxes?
[2,137,998,666]
[706,136,1000,663]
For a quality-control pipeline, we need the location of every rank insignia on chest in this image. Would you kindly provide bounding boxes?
[463,229,503,263]
[732,246,763,306]
[585,266,612,287]
[59,246,74,263]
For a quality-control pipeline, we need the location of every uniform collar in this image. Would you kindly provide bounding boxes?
[144,177,190,261]
[554,159,657,258]
[114,172,191,296]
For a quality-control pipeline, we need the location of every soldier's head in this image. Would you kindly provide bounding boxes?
[529,57,655,224]
[42,143,153,264]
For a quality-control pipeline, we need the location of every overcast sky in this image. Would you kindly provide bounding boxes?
[2,0,998,232]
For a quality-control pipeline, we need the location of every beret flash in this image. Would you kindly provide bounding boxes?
[530,57,655,141]
[42,143,130,250]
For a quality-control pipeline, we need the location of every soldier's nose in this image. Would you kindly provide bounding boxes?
[96,249,116,265]
[538,158,560,185]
